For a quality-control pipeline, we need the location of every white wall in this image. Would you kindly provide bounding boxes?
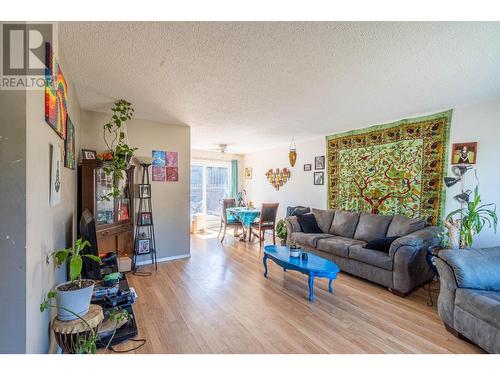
[244,137,327,219]
[25,44,81,353]
[80,111,191,263]
[243,99,500,247]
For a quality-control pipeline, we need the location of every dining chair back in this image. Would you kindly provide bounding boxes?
[249,203,279,246]
[218,198,241,242]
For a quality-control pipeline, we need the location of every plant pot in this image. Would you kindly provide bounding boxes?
[289,248,301,258]
[55,280,95,321]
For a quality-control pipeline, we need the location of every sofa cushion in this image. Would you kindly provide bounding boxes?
[329,210,361,238]
[354,213,393,242]
[349,245,393,270]
[317,237,366,258]
[455,289,500,328]
[312,208,335,233]
[296,213,322,233]
[387,215,425,237]
[291,232,333,248]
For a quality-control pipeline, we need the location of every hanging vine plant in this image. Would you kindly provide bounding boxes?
[100,99,137,201]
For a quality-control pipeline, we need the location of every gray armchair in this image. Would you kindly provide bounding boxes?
[436,247,500,353]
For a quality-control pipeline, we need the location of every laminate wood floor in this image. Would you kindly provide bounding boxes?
[118,231,483,353]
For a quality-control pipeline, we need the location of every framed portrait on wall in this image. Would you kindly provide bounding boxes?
[303,163,312,171]
[451,142,477,165]
[314,171,324,185]
[315,155,325,170]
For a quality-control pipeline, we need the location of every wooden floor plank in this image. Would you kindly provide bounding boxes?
[115,231,483,354]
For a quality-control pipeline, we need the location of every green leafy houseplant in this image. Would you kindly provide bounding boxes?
[100,99,137,201]
[40,291,129,354]
[48,238,102,321]
[276,218,287,245]
[48,238,101,288]
[446,186,498,249]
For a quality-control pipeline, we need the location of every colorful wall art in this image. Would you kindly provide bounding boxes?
[45,42,68,139]
[152,150,178,182]
[326,110,451,225]
[64,116,75,169]
[265,168,291,190]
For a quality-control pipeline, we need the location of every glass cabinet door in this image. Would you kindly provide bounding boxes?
[95,167,115,225]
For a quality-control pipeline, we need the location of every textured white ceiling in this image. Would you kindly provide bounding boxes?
[59,22,500,153]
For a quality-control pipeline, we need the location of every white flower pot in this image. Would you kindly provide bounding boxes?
[55,280,95,321]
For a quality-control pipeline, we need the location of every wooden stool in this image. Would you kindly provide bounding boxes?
[52,304,104,353]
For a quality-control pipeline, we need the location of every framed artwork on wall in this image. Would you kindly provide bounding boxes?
[451,142,477,164]
[303,163,312,171]
[49,144,62,206]
[244,167,253,179]
[64,116,75,169]
[45,42,68,140]
[314,171,324,185]
[315,155,325,170]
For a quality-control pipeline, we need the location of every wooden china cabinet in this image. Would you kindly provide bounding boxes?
[78,160,135,257]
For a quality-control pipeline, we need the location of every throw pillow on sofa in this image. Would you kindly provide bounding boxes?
[329,210,360,238]
[365,236,400,253]
[312,208,335,233]
[296,213,323,234]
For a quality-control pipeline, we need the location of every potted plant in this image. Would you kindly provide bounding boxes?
[289,239,301,257]
[100,99,137,201]
[47,238,101,321]
[446,186,497,249]
[276,218,287,246]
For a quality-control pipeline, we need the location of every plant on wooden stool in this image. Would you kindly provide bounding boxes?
[100,99,137,201]
[276,218,287,245]
[47,238,101,321]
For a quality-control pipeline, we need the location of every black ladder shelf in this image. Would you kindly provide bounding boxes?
[132,162,158,272]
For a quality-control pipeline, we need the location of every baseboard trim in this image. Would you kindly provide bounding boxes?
[136,253,190,266]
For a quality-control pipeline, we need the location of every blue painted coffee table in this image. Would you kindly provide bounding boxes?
[263,245,340,302]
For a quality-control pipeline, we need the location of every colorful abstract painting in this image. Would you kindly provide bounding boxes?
[152,150,166,166]
[45,43,68,139]
[166,151,178,167]
[152,166,166,182]
[166,167,178,182]
[64,116,75,169]
[327,110,451,225]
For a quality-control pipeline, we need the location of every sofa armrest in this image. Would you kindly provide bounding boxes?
[285,216,302,244]
[389,226,441,258]
[438,247,500,291]
[435,257,458,328]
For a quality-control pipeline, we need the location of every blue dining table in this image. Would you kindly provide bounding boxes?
[226,207,260,241]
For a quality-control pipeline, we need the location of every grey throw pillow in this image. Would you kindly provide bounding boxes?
[312,208,335,233]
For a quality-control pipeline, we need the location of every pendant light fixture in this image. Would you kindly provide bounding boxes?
[289,137,297,167]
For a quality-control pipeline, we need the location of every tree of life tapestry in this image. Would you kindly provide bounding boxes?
[326,110,451,225]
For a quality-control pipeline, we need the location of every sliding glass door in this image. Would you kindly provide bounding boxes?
[190,161,232,218]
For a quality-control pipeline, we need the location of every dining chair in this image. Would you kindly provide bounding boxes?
[249,203,279,247]
[218,198,243,242]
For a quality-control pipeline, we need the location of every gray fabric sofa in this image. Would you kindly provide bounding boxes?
[285,208,440,295]
[436,247,500,353]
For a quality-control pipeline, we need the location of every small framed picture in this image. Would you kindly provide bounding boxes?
[244,167,253,179]
[139,212,153,226]
[303,163,312,171]
[451,142,477,165]
[138,238,150,254]
[314,171,324,185]
[315,155,325,170]
[82,149,97,160]
[139,184,151,198]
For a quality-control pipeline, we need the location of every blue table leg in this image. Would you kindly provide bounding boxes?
[328,278,333,293]
[308,273,315,302]
[263,254,268,278]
